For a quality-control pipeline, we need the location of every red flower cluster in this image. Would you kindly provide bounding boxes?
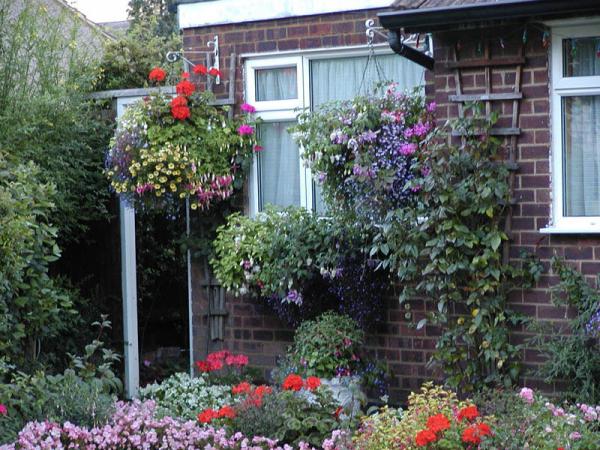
[170,96,190,121]
[462,423,492,445]
[176,79,195,97]
[195,350,249,373]
[228,382,274,411]
[457,405,479,422]
[415,408,491,448]
[282,374,321,392]
[193,64,221,77]
[148,67,166,83]
[197,405,236,424]
[415,429,437,447]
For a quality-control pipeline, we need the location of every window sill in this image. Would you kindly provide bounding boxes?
[539,226,600,234]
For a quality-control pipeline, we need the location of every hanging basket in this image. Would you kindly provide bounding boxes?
[105,68,260,211]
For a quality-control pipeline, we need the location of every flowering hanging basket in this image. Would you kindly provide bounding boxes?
[106,67,260,210]
[291,83,436,220]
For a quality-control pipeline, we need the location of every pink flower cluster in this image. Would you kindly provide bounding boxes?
[0,400,338,450]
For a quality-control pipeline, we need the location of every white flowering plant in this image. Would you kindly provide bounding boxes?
[139,372,233,421]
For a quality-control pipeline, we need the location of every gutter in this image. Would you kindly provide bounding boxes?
[378,0,600,33]
[388,30,434,70]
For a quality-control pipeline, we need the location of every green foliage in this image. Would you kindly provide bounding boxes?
[127,0,178,38]
[475,388,600,449]
[353,383,484,450]
[95,19,182,91]
[211,207,385,328]
[230,387,343,448]
[371,106,540,391]
[0,155,77,366]
[0,0,112,245]
[139,372,233,421]
[285,312,364,378]
[0,320,120,444]
[530,257,600,403]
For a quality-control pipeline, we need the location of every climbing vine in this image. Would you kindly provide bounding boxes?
[370,107,540,390]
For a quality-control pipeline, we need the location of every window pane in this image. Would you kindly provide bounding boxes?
[563,37,600,77]
[258,122,300,210]
[310,54,424,212]
[311,54,424,107]
[255,67,297,101]
[562,96,600,217]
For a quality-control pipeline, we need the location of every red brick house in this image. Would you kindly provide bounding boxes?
[176,0,600,401]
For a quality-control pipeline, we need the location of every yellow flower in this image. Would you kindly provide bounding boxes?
[457,317,465,325]
[191,203,198,210]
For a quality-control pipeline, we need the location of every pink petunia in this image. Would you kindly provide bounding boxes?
[240,103,256,113]
[238,124,255,136]
[0,404,7,415]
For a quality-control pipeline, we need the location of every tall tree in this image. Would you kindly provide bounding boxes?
[127,0,177,37]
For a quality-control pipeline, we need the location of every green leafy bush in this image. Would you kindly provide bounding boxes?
[0,155,76,366]
[475,387,600,449]
[284,312,364,379]
[530,257,600,403]
[212,207,388,328]
[229,387,342,448]
[139,372,233,421]
[0,321,120,445]
[354,383,493,450]
[369,106,540,391]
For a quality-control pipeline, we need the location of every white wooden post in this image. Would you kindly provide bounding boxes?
[120,197,139,399]
[117,97,140,399]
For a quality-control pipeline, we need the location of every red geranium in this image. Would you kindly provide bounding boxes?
[197,408,219,424]
[193,64,208,75]
[415,429,437,447]
[217,405,236,419]
[305,376,321,391]
[457,405,479,422]
[208,67,221,77]
[148,67,166,82]
[176,79,196,97]
[170,96,190,121]
[282,374,304,391]
[232,381,252,395]
[426,413,451,433]
[462,423,492,445]
[195,360,211,372]
[254,385,272,398]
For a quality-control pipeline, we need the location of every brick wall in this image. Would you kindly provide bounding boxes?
[185,13,595,402]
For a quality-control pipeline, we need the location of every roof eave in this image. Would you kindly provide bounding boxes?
[379,0,600,33]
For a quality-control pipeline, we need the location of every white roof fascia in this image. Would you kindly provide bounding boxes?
[178,0,391,29]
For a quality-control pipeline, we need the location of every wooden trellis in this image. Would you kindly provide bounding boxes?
[447,40,524,264]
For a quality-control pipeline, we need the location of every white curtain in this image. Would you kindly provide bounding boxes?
[564,37,600,77]
[564,95,600,216]
[258,121,300,209]
[256,67,297,101]
[310,54,425,212]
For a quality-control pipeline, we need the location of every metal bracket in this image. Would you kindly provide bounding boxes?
[166,35,220,85]
[366,19,433,57]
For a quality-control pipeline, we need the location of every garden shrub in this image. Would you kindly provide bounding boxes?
[475,387,600,449]
[0,156,76,367]
[139,372,233,421]
[353,383,494,449]
[272,312,387,398]
[199,376,345,448]
[0,322,120,445]
[212,207,389,329]
[530,257,600,403]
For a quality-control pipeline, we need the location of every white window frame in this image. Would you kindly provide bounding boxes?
[246,45,419,215]
[543,21,600,234]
